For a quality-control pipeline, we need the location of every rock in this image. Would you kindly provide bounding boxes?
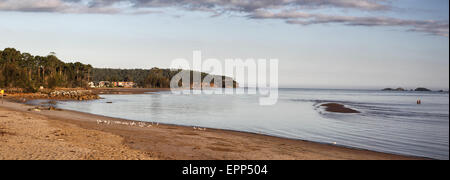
[415,87,431,92]
[320,103,360,114]
[48,90,100,101]
[382,87,405,91]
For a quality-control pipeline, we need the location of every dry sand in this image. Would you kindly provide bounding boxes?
[0,100,425,160]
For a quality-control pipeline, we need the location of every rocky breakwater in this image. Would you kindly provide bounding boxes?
[49,90,100,101]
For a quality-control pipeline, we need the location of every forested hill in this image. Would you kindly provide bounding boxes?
[92,68,238,88]
[0,48,236,91]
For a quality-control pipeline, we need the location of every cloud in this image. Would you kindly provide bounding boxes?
[130,0,390,12]
[0,0,448,37]
[250,10,449,37]
[0,0,392,13]
[0,0,66,12]
[0,0,122,14]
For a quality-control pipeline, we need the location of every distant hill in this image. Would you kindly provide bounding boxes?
[92,68,238,88]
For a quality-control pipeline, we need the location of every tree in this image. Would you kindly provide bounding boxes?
[0,48,94,91]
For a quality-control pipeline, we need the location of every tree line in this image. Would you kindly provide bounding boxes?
[1,48,237,91]
[0,48,92,92]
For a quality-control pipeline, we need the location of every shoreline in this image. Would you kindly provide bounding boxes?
[91,88,171,95]
[0,99,427,160]
[2,88,170,103]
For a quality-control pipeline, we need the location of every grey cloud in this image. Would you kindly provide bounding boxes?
[0,0,447,37]
[250,10,449,37]
[0,0,391,13]
[0,0,121,14]
[127,0,390,12]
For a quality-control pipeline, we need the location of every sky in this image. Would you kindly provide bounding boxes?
[0,0,449,90]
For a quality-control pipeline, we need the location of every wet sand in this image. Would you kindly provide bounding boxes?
[0,100,425,160]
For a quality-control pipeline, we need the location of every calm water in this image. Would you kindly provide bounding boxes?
[49,88,449,159]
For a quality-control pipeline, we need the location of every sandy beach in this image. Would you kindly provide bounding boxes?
[0,100,425,160]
